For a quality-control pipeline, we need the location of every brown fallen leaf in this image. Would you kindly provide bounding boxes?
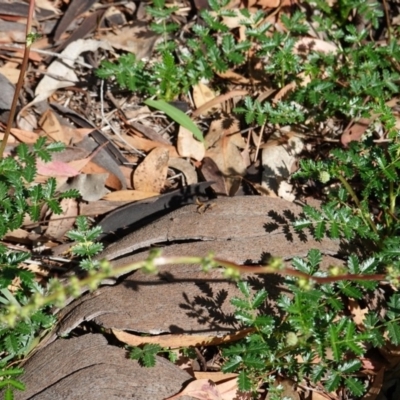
[168,157,198,185]
[39,109,67,143]
[99,21,159,59]
[133,147,169,193]
[102,190,159,202]
[33,39,111,104]
[36,159,80,178]
[45,198,78,240]
[194,372,238,383]
[200,157,227,195]
[348,298,369,327]
[193,82,221,115]
[10,128,39,144]
[341,118,370,146]
[124,133,179,157]
[0,65,20,84]
[177,126,205,161]
[261,133,304,201]
[205,117,247,195]
[167,377,249,400]
[81,161,123,191]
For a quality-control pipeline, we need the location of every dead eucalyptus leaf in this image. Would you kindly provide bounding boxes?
[205,117,246,194]
[133,147,169,193]
[192,82,220,114]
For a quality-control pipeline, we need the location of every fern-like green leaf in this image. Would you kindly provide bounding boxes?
[251,289,267,309]
[221,355,242,372]
[386,321,400,345]
[338,359,361,373]
[344,377,365,397]
[325,372,341,392]
[238,370,252,391]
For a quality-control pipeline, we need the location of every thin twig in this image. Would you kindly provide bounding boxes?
[0,0,35,158]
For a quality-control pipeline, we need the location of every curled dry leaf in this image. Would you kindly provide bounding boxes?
[133,147,169,193]
[33,39,112,104]
[177,126,205,161]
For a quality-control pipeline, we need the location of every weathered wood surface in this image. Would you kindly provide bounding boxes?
[17,196,346,399]
[15,334,193,400]
[98,195,341,263]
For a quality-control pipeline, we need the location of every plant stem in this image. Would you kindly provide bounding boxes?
[336,174,378,235]
[0,0,35,159]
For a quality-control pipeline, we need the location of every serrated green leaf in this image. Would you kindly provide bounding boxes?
[46,142,65,153]
[328,325,340,362]
[251,289,267,309]
[238,370,251,391]
[144,99,204,142]
[230,297,251,310]
[142,350,157,367]
[311,364,326,382]
[243,356,264,369]
[4,334,19,355]
[345,377,365,396]
[60,189,80,199]
[6,379,25,391]
[254,315,274,331]
[0,368,23,378]
[4,387,14,400]
[325,372,341,392]
[46,199,62,214]
[234,310,254,325]
[293,219,313,231]
[237,281,250,297]
[129,347,143,360]
[338,359,361,373]
[315,220,326,240]
[222,355,242,372]
[386,321,400,345]
[338,282,363,299]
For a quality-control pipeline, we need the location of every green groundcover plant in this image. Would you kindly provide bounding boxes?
[96,0,400,398]
[0,139,80,397]
[2,0,400,399]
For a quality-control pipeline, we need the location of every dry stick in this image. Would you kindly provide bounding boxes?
[0,0,36,159]
[382,0,391,44]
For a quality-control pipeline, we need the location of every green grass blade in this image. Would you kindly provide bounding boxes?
[144,99,204,143]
